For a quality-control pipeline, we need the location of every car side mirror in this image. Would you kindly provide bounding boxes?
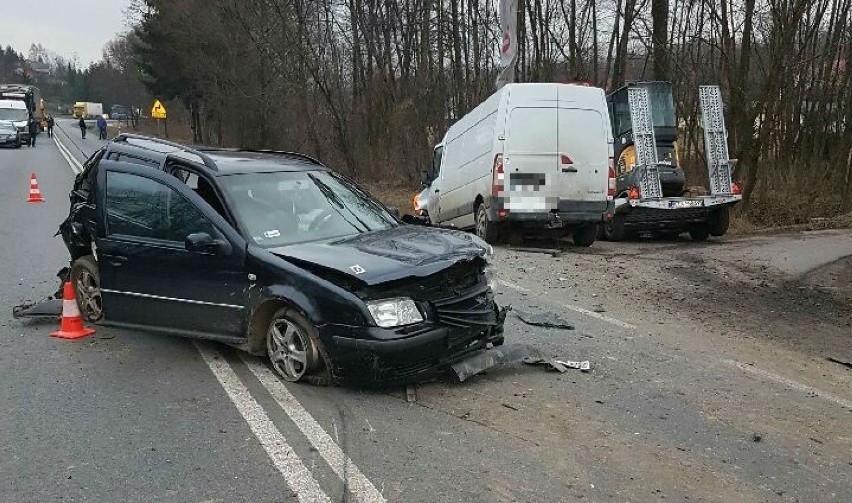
[185,232,231,255]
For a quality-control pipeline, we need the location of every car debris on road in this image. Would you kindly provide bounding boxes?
[514,309,575,330]
[451,343,588,381]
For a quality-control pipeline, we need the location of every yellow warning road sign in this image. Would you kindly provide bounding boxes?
[151,100,167,120]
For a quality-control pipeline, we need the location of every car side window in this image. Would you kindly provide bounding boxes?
[168,165,230,220]
[105,171,217,244]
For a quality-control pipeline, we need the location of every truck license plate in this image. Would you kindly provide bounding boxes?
[669,200,702,209]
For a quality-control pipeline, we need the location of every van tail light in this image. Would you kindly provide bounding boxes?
[608,158,616,198]
[412,193,420,213]
[628,186,641,199]
[491,154,504,197]
[560,154,574,165]
[731,182,742,195]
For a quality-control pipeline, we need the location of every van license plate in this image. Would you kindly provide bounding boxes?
[669,200,702,209]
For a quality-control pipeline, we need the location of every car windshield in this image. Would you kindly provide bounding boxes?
[0,108,28,121]
[220,170,397,247]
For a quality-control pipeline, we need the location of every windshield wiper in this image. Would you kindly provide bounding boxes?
[307,173,371,232]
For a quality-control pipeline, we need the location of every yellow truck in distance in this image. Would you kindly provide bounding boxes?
[73,102,104,119]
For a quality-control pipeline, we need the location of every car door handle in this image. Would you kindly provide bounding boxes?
[105,255,128,266]
[561,167,578,173]
[434,189,440,193]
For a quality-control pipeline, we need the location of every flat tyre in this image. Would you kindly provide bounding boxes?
[266,307,329,384]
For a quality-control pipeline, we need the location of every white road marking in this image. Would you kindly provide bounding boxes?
[497,279,636,330]
[724,359,852,410]
[196,343,331,503]
[53,133,83,174]
[497,279,530,293]
[244,357,387,503]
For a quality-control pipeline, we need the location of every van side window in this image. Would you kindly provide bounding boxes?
[432,146,443,177]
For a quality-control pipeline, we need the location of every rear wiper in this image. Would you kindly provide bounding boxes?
[307,173,371,232]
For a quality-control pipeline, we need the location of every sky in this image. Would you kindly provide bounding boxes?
[1,0,133,67]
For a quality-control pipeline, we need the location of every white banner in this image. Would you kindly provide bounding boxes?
[496,0,518,89]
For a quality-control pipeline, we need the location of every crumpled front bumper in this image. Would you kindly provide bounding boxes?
[321,307,506,385]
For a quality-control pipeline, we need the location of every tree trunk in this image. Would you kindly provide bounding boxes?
[651,0,668,79]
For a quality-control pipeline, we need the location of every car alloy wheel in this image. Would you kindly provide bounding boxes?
[75,269,103,321]
[267,316,317,382]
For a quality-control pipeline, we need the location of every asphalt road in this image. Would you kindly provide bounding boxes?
[1,119,850,502]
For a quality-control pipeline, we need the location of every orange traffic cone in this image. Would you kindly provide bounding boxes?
[51,282,95,340]
[27,173,45,203]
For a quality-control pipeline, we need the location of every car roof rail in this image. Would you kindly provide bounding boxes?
[112,133,219,171]
[198,147,324,166]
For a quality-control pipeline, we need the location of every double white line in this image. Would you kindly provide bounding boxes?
[196,344,386,503]
[53,129,84,174]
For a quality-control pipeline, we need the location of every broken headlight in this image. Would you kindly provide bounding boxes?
[484,265,497,291]
[366,298,424,328]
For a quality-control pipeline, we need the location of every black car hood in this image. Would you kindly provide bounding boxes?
[270,225,490,285]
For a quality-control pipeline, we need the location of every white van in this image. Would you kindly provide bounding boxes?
[0,100,30,143]
[421,83,614,246]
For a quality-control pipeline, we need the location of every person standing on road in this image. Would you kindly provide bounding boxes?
[47,115,54,137]
[27,118,38,147]
[97,115,108,140]
[79,117,87,139]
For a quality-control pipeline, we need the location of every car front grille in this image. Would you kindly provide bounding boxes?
[361,258,499,342]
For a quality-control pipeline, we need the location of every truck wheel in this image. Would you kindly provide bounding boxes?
[71,255,103,322]
[475,203,499,244]
[709,207,730,236]
[573,223,598,247]
[689,226,711,242]
[603,214,626,241]
[266,307,330,384]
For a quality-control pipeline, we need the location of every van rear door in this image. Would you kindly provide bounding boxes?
[556,107,608,205]
[503,107,558,213]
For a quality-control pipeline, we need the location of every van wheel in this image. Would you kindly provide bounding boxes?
[573,224,598,247]
[475,203,499,244]
[689,226,711,242]
[709,207,730,236]
[603,214,626,241]
[266,307,329,384]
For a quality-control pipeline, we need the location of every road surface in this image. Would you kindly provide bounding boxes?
[1,119,850,502]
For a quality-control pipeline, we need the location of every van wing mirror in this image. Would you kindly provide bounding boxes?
[420,170,433,186]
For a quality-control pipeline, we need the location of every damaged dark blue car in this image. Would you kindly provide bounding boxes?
[59,134,505,385]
